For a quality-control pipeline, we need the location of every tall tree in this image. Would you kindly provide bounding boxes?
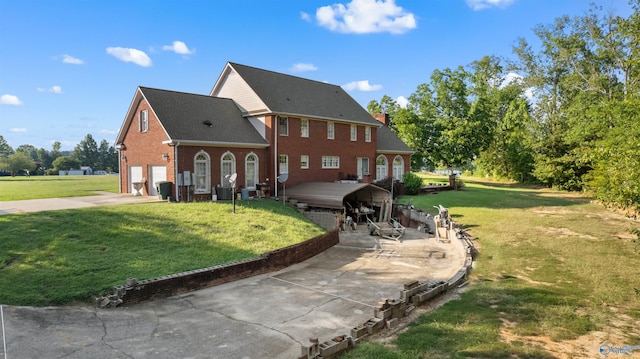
[15,144,38,161]
[0,135,13,155]
[72,134,99,168]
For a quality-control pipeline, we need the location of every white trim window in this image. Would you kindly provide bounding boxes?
[221,152,236,188]
[245,153,258,190]
[357,157,369,179]
[350,124,357,141]
[279,117,288,136]
[327,121,335,140]
[300,155,309,169]
[194,150,211,193]
[300,119,309,137]
[139,109,149,132]
[279,154,289,175]
[322,156,340,169]
[365,126,371,142]
[376,155,388,181]
[393,155,405,181]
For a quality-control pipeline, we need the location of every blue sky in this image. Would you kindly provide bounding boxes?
[0,0,631,151]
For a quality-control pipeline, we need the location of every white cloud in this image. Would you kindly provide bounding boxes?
[0,94,23,105]
[301,11,311,22]
[342,80,383,91]
[502,72,535,100]
[38,86,63,94]
[62,54,84,64]
[316,0,417,34]
[162,41,195,55]
[466,0,515,11]
[10,128,27,132]
[396,95,408,108]
[106,47,152,67]
[290,63,318,72]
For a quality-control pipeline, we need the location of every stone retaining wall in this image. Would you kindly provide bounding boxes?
[98,230,339,307]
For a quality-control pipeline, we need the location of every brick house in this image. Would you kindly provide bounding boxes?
[115,62,412,201]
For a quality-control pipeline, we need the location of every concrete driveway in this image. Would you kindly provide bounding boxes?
[0,194,466,358]
[0,192,160,215]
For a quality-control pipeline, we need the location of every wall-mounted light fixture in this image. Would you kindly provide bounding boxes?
[162,153,170,161]
[121,155,127,162]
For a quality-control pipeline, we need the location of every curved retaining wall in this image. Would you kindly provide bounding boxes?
[299,221,476,359]
[97,230,339,308]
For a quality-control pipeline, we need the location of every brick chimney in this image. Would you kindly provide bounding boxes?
[373,113,389,126]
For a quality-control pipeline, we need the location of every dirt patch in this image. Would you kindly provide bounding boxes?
[531,207,578,216]
[499,306,640,359]
[535,226,598,240]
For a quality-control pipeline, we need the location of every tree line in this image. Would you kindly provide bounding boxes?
[369,1,640,216]
[0,134,119,176]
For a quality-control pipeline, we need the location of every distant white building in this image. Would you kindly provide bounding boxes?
[59,167,93,176]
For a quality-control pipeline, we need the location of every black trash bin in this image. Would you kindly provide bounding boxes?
[156,181,172,200]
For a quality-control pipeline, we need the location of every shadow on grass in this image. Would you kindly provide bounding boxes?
[0,201,320,306]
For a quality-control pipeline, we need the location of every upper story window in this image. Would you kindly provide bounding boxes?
[279,117,288,136]
[139,110,149,132]
[300,155,309,169]
[327,121,335,140]
[365,126,371,142]
[322,156,340,169]
[350,124,357,141]
[300,119,309,137]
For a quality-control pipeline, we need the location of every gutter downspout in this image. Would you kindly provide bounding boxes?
[273,115,278,198]
[174,142,180,201]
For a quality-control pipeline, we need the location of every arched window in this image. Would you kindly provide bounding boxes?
[376,155,388,181]
[221,152,236,188]
[245,152,259,190]
[393,155,405,181]
[194,151,211,193]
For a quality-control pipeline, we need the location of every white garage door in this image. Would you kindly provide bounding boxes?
[149,165,167,196]
[129,166,143,193]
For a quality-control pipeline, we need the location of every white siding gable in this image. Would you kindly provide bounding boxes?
[212,67,268,115]
[248,116,266,140]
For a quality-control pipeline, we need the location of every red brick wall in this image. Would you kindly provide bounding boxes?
[119,98,175,195]
[274,117,378,188]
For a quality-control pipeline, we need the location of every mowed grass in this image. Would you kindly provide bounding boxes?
[0,175,119,201]
[0,200,324,306]
[344,176,640,359]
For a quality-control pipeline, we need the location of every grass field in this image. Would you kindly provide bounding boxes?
[344,176,640,358]
[0,200,324,306]
[0,175,119,201]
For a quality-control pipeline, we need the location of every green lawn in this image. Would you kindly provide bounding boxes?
[0,200,324,306]
[0,175,119,201]
[344,176,640,358]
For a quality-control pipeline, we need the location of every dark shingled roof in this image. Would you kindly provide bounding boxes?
[140,87,268,146]
[376,125,413,153]
[228,62,380,126]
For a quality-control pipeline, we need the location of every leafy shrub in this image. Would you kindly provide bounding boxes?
[403,172,423,195]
